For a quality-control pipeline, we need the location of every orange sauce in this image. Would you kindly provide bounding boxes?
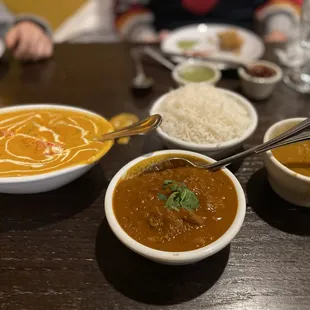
[0,108,113,177]
[272,141,310,177]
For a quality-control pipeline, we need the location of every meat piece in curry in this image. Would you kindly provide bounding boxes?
[113,156,238,252]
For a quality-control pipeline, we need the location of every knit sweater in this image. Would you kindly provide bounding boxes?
[115,0,302,41]
[0,2,51,38]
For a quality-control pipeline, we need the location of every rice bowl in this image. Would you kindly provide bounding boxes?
[150,84,258,158]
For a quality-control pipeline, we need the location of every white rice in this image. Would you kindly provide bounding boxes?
[153,84,251,144]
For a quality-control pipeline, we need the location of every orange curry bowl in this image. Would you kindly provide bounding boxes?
[0,104,114,194]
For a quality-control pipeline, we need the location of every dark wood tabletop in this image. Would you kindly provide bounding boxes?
[1,44,310,310]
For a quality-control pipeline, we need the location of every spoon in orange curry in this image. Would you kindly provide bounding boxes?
[144,118,310,173]
[97,114,162,142]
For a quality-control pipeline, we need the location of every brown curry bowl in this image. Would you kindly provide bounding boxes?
[105,150,246,265]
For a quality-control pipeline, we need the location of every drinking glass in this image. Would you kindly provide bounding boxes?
[284,0,310,93]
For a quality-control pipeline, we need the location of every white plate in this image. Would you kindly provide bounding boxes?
[161,24,265,69]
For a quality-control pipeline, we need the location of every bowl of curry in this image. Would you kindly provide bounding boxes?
[264,118,310,207]
[105,150,246,265]
[0,104,114,194]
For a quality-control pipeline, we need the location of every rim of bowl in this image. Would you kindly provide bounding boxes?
[172,60,222,85]
[150,87,258,151]
[0,103,114,184]
[105,149,246,263]
[264,117,310,183]
[238,60,283,84]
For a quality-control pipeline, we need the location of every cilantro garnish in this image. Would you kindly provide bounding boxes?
[157,180,199,211]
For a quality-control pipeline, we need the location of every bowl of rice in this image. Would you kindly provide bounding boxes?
[150,84,258,159]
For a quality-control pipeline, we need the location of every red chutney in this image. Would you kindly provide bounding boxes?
[247,65,276,78]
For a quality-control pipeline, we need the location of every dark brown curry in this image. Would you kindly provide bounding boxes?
[113,155,238,252]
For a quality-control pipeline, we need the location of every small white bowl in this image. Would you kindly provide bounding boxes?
[238,60,283,100]
[264,118,310,207]
[150,88,258,159]
[0,104,113,194]
[105,150,246,265]
[172,60,221,86]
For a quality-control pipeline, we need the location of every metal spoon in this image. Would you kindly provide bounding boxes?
[161,50,249,71]
[97,114,162,142]
[143,46,250,71]
[143,46,176,71]
[131,48,154,90]
[143,118,310,173]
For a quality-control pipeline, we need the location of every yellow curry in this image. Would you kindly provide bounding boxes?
[272,141,310,177]
[0,108,113,177]
[271,120,310,178]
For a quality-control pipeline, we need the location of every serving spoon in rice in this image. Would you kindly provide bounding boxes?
[143,118,310,173]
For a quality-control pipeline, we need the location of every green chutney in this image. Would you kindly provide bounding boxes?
[178,65,216,82]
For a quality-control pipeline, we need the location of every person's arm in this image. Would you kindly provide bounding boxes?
[115,0,157,42]
[0,3,52,38]
[0,3,53,60]
[0,2,14,38]
[256,0,302,42]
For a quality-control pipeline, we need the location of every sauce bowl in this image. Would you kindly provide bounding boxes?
[264,118,310,207]
[105,149,246,265]
[238,60,283,100]
[172,60,221,86]
[0,104,113,194]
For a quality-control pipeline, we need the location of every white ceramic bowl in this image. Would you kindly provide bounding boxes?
[0,104,113,194]
[172,60,221,86]
[150,88,258,159]
[105,149,246,265]
[238,60,283,100]
[264,118,310,207]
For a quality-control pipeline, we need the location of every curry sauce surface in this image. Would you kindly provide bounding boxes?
[113,164,238,252]
[272,141,310,177]
[0,109,113,177]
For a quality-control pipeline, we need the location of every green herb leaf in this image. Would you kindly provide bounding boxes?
[157,193,167,201]
[170,183,179,192]
[180,188,199,211]
[163,180,173,188]
[159,180,200,211]
[165,192,181,211]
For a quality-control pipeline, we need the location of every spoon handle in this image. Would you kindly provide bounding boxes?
[131,48,146,77]
[98,114,162,142]
[206,118,310,171]
[143,47,176,71]
[162,51,248,68]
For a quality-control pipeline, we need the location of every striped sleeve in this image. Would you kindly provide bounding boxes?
[256,0,302,38]
[0,3,14,38]
[115,0,156,42]
[0,3,52,39]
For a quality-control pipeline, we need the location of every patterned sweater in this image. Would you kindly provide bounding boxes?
[0,2,51,38]
[115,0,302,41]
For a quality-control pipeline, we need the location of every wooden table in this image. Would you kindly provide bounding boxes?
[1,44,310,310]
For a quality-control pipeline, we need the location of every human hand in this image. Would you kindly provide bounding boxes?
[264,31,287,43]
[5,21,53,61]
